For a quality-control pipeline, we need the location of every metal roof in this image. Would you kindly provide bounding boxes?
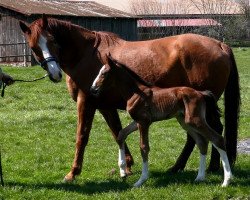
[138,19,222,27]
[0,0,135,18]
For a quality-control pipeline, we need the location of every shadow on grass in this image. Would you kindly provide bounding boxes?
[5,168,250,194]
[6,178,131,195]
[151,167,250,188]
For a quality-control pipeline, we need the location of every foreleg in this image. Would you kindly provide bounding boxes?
[64,91,96,182]
[117,121,138,178]
[99,109,135,175]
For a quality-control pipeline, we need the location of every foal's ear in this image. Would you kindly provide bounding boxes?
[41,13,48,29]
[19,21,31,34]
[107,55,116,69]
[106,54,118,69]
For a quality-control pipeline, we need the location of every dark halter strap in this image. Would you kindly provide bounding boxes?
[40,57,57,69]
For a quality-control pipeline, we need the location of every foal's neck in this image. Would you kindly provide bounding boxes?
[115,69,148,101]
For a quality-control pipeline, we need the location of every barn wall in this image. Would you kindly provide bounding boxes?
[0,8,137,65]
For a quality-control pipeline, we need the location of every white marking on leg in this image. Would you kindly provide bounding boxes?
[38,35,62,81]
[195,154,206,182]
[213,144,233,187]
[118,147,126,178]
[134,161,149,187]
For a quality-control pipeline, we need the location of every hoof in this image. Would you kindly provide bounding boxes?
[125,167,133,176]
[108,168,116,176]
[167,165,184,173]
[63,174,75,183]
[194,177,205,182]
[133,178,147,187]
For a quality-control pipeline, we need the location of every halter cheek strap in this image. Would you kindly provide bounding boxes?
[40,57,58,69]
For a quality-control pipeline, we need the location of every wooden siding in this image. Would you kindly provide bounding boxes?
[0,8,137,65]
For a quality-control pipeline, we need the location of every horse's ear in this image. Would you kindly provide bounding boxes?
[42,13,48,29]
[19,21,31,34]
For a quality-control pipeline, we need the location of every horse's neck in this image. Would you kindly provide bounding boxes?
[52,23,96,63]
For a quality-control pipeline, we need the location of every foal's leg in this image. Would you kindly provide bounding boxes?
[193,124,233,187]
[99,109,135,175]
[64,92,96,182]
[188,131,209,182]
[134,123,150,187]
[177,117,208,182]
[116,121,138,178]
[206,109,223,172]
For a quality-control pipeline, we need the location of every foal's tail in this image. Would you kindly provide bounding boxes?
[202,91,222,132]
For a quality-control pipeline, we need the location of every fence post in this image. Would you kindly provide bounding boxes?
[24,46,27,67]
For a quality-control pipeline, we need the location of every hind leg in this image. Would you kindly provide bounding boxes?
[212,144,233,187]
[134,123,150,187]
[188,132,209,182]
[177,116,208,182]
[193,124,233,187]
[206,110,224,172]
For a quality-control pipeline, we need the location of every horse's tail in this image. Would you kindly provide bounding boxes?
[222,44,241,166]
[202,91,222,130]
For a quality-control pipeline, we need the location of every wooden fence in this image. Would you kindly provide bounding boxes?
[0,42,31,65]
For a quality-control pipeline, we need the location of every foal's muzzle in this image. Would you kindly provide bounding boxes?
[90,86,100,96]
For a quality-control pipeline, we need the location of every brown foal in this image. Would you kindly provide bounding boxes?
[91,55,233,187]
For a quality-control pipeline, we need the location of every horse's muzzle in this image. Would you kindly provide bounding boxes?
[49,73,62,83]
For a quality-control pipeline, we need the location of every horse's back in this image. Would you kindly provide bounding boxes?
[114,33,231,99]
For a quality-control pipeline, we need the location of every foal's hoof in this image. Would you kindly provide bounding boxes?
[125,167,133,176]
[63,173,75,183]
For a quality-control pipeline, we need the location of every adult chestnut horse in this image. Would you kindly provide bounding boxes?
[19,15,240,182]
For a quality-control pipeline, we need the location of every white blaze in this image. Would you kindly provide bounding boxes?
[38,35,62,82]
[92,65,106,89]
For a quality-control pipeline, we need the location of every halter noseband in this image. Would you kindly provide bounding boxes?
[40,57,58,69]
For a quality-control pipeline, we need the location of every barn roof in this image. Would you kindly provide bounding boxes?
[0,0,134,18]
[138,19,222,28]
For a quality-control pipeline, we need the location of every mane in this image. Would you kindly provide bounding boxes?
[93,31,120,49]
[30,17,120,50]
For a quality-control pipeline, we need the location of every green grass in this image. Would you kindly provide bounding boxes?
[0,48,249,199]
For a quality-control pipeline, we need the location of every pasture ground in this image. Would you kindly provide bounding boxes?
[0,48,249,199]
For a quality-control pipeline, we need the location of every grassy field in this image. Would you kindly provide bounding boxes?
[0,48,249,199]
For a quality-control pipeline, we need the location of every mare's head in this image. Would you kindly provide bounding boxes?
[90,55,118,96]
[19,14,62,83]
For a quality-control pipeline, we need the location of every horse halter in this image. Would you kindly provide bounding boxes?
[40,56,58,69]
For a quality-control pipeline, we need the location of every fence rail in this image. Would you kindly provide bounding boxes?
[0,42,32,65]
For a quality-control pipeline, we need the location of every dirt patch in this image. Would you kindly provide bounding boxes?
[237,138,250,154]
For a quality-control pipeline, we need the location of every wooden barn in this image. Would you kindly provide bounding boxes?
[0,0,137,65]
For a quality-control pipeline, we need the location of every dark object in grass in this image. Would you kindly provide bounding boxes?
[0,150,4,187]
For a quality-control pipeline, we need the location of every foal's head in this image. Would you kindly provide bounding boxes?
[90,55,118,96]
[19,14,62,83]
